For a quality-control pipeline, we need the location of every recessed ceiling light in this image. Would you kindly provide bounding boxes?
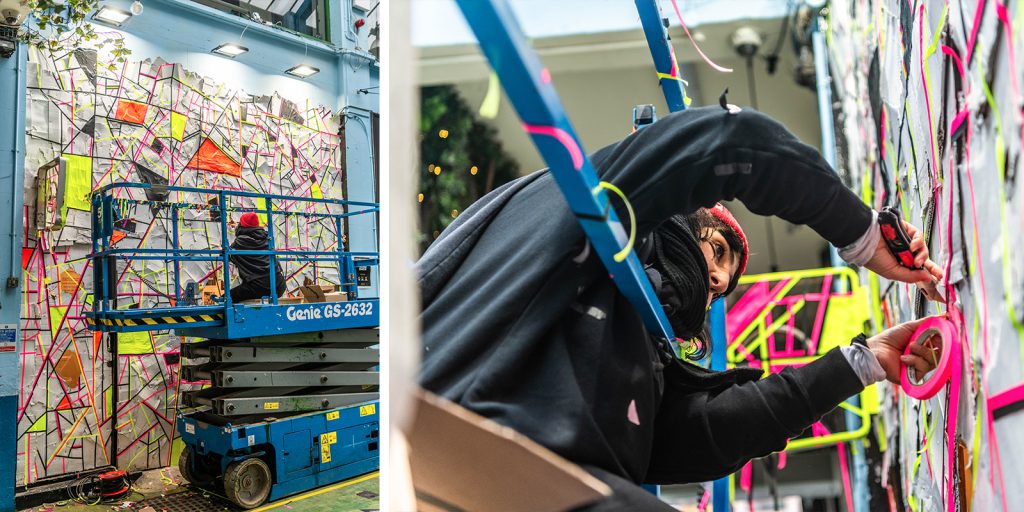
[212,43,249,58]
[93,6,133,26]
[285,64,320,78]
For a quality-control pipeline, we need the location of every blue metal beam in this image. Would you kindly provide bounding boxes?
[630,1,720,503]
[0,43,29,512]
[454,0,675,342]
[709,299,731,511]
[634,0,690,113]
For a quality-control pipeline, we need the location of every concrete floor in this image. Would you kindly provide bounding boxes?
[19,466,380,512]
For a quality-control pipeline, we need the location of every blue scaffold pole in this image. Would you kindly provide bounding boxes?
[709,299,731,511]
[637,0,731,505]
[454,0,675,342]
[812,20,869,512]
[635,0,690,113]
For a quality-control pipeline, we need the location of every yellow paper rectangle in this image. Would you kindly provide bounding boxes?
[264,402,279,410]
[359,404,376,417]
[326,411,339,421]
[170,112,186,142]
[62,154,93,218]
[117,331,152,355]
[48,305,67,340]
[257,197,268,226]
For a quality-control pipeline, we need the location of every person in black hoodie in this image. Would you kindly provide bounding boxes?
[229,212,287,303]
[417,106,944,509]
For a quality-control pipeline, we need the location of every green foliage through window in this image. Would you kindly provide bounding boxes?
[418,85,518,253]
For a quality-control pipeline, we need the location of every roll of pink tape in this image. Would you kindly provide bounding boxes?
[900,316,959,400]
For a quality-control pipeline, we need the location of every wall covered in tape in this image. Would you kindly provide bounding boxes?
[828,0,1024,509]
[18,45,349,485]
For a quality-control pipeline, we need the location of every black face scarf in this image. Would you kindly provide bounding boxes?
[649,215,710,343]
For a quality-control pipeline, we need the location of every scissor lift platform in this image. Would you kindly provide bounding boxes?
[177,328,379,508]
[85,184,382,509]
[86,299,379,339]
[183,386,379,416]
[178,400,379,509]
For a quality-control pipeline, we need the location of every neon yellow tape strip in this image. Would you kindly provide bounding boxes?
[655,72,687,84]
[978,65,1024,350]
[921,5,949,182]
[654,73,692,105]
[250,471,380,512]
[593,181,636,262]
[876,417,888,453]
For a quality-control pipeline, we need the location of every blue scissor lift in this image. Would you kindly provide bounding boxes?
[86,183,380,509]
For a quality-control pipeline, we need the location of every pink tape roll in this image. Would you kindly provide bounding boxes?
[900,316,959,399]
[899,315,963,512]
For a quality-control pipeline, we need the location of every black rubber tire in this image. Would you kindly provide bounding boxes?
[178,446,216,487]
[177,447,197,485]
[224,457,273,509]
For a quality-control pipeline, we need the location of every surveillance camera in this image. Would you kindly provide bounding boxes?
[2,8,22,26]
[0,0,28,26]
[731,26,763,58]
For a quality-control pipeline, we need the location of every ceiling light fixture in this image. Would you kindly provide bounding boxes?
[92,6,133,26]
[212,43,249,58]
[285,64,319,78]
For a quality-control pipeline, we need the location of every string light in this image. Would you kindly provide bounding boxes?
[434,167,442,175]
[417,193,424,203]
[470,166,478,175]
[439,129,449,138]
[451,209,459,218]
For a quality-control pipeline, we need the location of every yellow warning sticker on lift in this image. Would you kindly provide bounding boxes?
[321,440,331,463]
[264,402,279,410]
[320,431,338,463]
[359,404,376,417]
[326,411,340,421]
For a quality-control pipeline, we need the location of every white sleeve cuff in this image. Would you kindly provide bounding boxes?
[840,343,886,386]
[837,209,880,266]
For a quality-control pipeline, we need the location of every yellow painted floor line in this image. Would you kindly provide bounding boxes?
[250,471,380,512]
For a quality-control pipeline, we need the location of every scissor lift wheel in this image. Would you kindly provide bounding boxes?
[224,457,273,509]
[178,446,216,488]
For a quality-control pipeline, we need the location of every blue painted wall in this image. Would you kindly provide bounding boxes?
[0,44,29,512]
[6,0,378,502]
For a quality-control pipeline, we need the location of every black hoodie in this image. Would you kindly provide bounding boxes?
[418,106,869,484]
[230,225,286,291]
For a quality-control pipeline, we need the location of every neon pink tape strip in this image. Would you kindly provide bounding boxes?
[521,124,584,170]
[950,109,970,137]
[990,382,1024,412]
[966,0,985,62]
[698,489,711,511]
[941,45,966,83]
[900,315,962,512]
[667,0,733,73]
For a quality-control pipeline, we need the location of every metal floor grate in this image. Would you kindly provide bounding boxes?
[132,489,241,512]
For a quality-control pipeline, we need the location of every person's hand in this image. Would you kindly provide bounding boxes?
[863,219,944,301]
[866,317,943,384]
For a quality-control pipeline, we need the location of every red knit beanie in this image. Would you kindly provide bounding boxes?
[239,212,261,228]
[706,203,748,276]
